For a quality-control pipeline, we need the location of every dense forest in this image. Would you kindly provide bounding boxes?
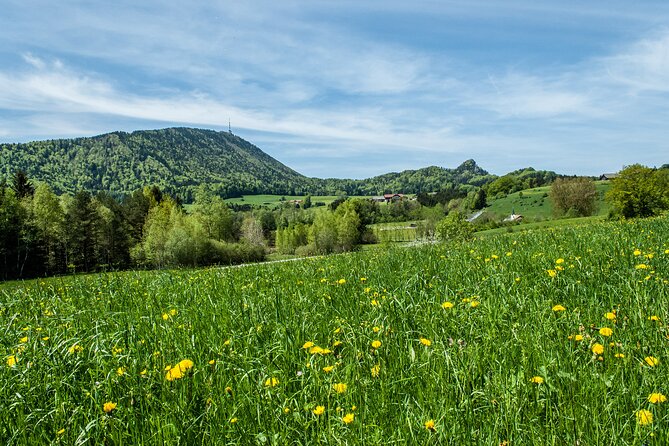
[0,127,558,200]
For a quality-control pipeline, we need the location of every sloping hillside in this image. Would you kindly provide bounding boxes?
[0,128,310,200]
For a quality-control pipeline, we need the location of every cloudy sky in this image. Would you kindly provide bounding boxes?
[1,1,668,178]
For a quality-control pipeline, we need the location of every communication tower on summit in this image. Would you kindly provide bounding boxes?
[228,119,232,134]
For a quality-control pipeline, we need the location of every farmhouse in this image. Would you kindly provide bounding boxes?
[372,194,405,203]
[599,173,619,180]
[383,193,404,202]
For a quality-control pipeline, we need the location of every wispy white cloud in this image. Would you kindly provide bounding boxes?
[602,29,669,92]
[469,73,594,118]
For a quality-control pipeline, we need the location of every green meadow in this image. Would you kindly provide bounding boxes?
[484,181,612,221]
[1,216,668,445]
[224,195,356,207]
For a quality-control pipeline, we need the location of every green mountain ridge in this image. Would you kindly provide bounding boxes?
[1,127,518,200]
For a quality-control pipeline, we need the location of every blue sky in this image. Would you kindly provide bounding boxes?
[1,1,668,178]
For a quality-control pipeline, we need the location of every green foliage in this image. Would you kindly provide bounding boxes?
[485,168,558,198]
[606,164,669,218]
[1,132,507,200]
[436,211,474,242]
[471,188,487,210]
[550,177,597,217]
[0,128,308,200]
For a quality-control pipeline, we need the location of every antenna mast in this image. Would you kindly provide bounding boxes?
[228,119,232,134]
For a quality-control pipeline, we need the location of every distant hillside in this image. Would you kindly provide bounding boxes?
[1,127,545,200]
[0,128,311,200]
[333,159,495,195]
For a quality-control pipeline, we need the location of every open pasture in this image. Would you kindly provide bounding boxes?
[1,217,668,444]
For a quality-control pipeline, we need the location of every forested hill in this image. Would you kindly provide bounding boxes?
[0,128,311,201]
[1,127,551,200]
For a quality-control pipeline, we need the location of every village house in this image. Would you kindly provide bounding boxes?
[599,173,619,180]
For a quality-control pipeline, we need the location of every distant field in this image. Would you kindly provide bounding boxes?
[369,221,421,243]
[224,195,348,207]
[484,181,611,221]
[2,216,668,444]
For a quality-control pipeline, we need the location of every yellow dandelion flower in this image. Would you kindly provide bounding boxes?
[333,382,347,394]
[169,309,178,316]
[615,353,625,358]
[555,258,565,264]
[371,299,379,306]
[441,301,454,309]
[605,312,616,320]
[7,355,17,367]
[371,364,380,377]
[19,336,28,343]
[648,393,667,404]
[372,326,381,333]
[360,277,367,282]
[165,359,194,381]
[633,249,642,256]
[162,313,169,320]
[56,428,65,436]
[547,269,557,278]
[116,367,126,376]
[229,417,238,424]
[103,402,117,413]
[302,341,315,349]
[337,279,346,285]
[323,365,335,373]
[208,359,216,365]
[283,407,290,414]
[371,340,382,349]
[419,338,432,347]
[424,419,436,431]
[635,264,649,270]
[225,386,233,395]
[530,376,544,384]
[342,413,354,424]
[552,304,566,312]
[67,344,83,354]
[309,346,324,355]
[313,405,325,415]
[264,377,280,388]
[592,343,605,355]
[636,409,653,426]
[599,327,613,337]
[470,301,480,308]
[644,356,659,367]
[332,340,343,348]
[140,369,148,376]
[648,315,660,322]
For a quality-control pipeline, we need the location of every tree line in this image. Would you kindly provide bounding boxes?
[0,172,268,280]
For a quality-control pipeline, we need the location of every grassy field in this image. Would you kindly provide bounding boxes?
[484,181,611,221]
[369,221,421,243]
[224,195,352,207]
[2,216,668,444]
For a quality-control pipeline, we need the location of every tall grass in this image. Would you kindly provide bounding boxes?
[1,217,667,444]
